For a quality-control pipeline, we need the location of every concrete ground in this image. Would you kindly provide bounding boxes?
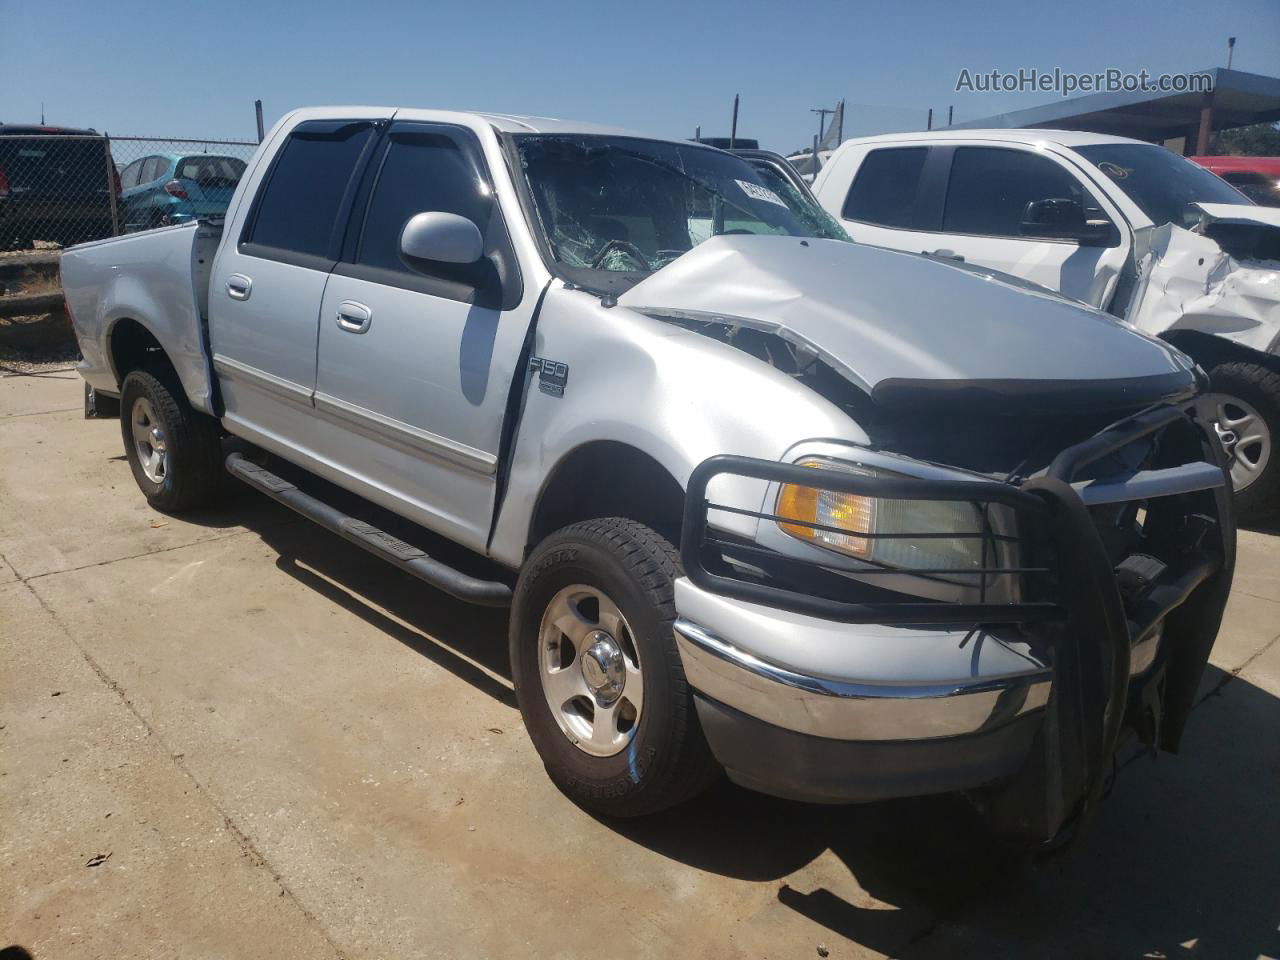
[2,368,1278,960]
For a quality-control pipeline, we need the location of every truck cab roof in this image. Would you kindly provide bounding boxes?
[836,128,1150,150]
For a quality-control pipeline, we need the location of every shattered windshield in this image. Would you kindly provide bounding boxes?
[515,135,846,279]
[1076,143,1250,229]
[743,156,849,240]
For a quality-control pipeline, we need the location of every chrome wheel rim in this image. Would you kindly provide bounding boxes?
[1200,392,1271,492]
[130,397,168,484]
[537,584,643,758]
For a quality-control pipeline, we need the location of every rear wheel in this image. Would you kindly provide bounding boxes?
[1200,360,1280,522]
[510,518,718,816]
[119,368,222,512]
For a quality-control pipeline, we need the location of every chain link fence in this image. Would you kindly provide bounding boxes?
[1,133,258,252]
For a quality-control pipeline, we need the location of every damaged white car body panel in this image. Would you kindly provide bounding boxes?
[1126,203,1280,353]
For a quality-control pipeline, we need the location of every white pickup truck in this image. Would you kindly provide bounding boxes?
[812,129,1280,520]
[62,107,1234,847]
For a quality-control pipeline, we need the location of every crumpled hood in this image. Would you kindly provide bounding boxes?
[620,235,1196,411]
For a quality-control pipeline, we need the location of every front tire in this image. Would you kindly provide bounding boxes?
[1201,360,1280,522]
[119,368,222,513]
[510,518,718,817]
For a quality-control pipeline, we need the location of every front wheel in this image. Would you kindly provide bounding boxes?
[510,518,718,817]
[1200,360,1280,522]
[120,368,222,513]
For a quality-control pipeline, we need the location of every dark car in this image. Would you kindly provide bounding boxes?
[0,124,120,248]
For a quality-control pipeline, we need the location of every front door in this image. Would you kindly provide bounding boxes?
[312,120,534,552]
[923,145,1130,308]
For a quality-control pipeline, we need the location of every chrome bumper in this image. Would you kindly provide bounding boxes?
[675,618,1051,741]
[672,584,1053,743]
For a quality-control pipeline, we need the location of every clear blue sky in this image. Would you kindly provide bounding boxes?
[2,0,1277,152]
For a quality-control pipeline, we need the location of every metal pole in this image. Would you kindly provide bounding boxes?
[255,99,265,143]
[103,134,120,237]
[730,95,739,149]
[1226,37,1236,70]
[1195,90,1216,155]
[927,108,933,131]
[813,135,820,172]
[948,105,953,127]
[695,125,701,142]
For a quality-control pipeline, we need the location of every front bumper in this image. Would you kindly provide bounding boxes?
[673,603,1051,802]
[677,402,1235,835]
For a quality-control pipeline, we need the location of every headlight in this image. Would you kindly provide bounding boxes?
[775,457,986,573]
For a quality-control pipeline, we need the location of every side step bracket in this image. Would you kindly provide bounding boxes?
[226,452,512,607]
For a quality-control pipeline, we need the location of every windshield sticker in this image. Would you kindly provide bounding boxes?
[735,179,788,209]
[1096,161,1130,180]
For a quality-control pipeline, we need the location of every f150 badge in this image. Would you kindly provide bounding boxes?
[531,357,569,397]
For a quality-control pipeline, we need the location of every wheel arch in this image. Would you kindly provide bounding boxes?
[526,440,686,556]
[107,316,175,385]
[1161,329,1280,375]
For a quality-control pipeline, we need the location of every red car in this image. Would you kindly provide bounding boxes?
[1191,155,1280,207]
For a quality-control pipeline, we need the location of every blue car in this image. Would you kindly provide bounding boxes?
[118,152,246,231]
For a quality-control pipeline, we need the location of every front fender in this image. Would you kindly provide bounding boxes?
[487,286,867,566]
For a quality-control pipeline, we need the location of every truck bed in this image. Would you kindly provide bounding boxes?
[61,220,223,413]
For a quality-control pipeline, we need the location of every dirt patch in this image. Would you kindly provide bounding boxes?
[0,312,79,375]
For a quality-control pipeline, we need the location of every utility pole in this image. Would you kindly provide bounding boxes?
[811,106,835,146]
[1227,37,1236,70]
[729,94,740,149]
[927,108,933,131]
[947,105,953,127]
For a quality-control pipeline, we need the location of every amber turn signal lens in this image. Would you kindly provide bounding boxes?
[775,460,875,559]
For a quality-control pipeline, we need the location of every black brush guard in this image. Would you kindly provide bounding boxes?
[680,402,1235,847]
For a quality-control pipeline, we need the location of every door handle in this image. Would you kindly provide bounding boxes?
[923,249,964,262]
[226,273,253,300]
[335,300,373,334]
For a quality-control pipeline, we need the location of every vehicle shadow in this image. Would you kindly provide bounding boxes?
[215,466,1280,959]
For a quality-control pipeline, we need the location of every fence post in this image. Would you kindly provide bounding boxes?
[103,134,121,236]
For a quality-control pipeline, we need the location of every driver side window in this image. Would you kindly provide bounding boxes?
[943,147,1108,239]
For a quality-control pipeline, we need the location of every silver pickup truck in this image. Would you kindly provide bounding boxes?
[62,106,1235,847]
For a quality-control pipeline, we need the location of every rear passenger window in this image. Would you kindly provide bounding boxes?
[142,156,167,183]
[245,121,374,260]
[943,147,1093,238]
[842,147,928,228]
[354,128,491,273]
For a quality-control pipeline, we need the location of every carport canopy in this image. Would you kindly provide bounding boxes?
[952,68,1280,155]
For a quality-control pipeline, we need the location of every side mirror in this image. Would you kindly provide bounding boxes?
[399,211,484,268]
[1020,198,1114,246]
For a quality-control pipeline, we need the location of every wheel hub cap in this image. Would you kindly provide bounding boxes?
[131,397,168,484]
[536,584,644,758]
[580,632,625,705]
[1200,392,1271,493]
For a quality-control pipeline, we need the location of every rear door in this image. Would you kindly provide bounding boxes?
[310,119,532,551]
[828,144,949,257]
[209,115,384,444]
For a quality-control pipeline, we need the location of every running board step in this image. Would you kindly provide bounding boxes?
[226,452,512,607]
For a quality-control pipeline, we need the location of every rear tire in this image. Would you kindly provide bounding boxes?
[119,368,222,513]
[510,518,719,817]
[1201,360,1280,523]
